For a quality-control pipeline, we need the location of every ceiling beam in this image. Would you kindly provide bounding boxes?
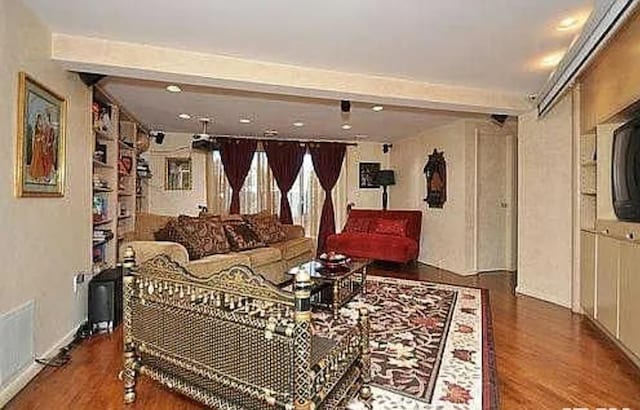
[52,34,530,115]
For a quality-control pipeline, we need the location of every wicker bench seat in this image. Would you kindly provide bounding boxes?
[121,248,372,409]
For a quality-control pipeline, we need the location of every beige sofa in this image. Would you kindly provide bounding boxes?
[121,213,315,285]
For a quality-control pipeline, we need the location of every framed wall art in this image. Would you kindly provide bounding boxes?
[423,149,447,208]
[165,157,192,191]
[16,72,67,197]
[359,162,380,189]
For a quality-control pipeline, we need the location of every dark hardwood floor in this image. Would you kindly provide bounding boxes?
[6,263,640,409]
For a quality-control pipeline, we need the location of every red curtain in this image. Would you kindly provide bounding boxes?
[219,138,257,214]
[264,140,306,224]
[309,142,347,254]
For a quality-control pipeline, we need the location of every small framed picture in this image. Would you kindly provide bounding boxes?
[165,157,192,191]
[16,72,67,197]
[359,162,380,189]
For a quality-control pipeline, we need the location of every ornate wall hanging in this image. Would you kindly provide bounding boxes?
[423,149,447,208]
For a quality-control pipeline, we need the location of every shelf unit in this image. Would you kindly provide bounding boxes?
[579,132,597,232]
[91,87,151,274]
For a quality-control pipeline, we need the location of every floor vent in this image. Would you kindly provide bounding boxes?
[0,301,34,387]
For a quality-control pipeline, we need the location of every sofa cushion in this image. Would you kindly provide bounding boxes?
[270,237,315,260]
[242,247,282,267]
[343,217,370,233]
[166,217,231,260]
[223,222,266,251]
[371,218,408,237]
[326,232,418,263]
[188,252,251,278]
[244,212,287,244]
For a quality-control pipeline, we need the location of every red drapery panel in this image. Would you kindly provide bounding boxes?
[263,140,306,224]
[219,138,257,214]
[309,142,346,254]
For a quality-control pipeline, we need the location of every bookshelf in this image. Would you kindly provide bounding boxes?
[579,132,597,233]
[91,87,150,274]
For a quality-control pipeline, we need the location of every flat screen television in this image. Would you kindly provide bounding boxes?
[612,117,640,221]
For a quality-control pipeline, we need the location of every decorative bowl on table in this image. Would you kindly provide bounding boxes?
[319,252,351,269]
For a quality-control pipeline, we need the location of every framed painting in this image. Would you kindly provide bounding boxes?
[165,157,192,191]
[359,162,380,189]
[16,72,67,197]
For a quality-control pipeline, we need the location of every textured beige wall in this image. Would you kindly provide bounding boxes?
[389,120,515,275]
[144,133,208,216]
[0,0,91,364]
[389,121,474,274]
[344,142,390,210]
[517,94,574,308]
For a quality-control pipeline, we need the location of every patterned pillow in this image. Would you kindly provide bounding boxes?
[343,217,371,233]
[223,222,266,251]
[166,217,230,260]
[371,218,408,237]
[243,212,287,244]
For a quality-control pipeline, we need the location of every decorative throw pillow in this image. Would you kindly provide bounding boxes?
[243,212,287,244]
[371,218,408,237]
[223,222,266,251]
[166,217,231,260]
[343,217,371,233]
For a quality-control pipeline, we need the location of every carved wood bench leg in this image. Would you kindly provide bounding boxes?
[358,308,373,408]
[123,343,139,404]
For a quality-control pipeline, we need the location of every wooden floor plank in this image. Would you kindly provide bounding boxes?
[6,263,640,409]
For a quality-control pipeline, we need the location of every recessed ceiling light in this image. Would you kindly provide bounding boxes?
[166,85,182,93]
[541,51,565,68]
[178,113,191,119]
[239,118,251,124]
[355,134,368,139]
[342,124,352,130]
[199,117,212,123]
[557,16,580,31]
[372,105,384,112]
[293,121,305,127]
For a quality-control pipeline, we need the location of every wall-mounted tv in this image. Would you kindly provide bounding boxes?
[612,117,640,222]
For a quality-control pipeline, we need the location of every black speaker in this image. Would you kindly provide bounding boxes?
[88,268,123,332]
[77,72,106,87]
[341,99,351,113]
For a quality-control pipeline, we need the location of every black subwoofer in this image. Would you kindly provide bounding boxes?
[88,268,123,332]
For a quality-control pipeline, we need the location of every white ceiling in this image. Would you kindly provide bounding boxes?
[25,0,597,95]
[101,77,485,142]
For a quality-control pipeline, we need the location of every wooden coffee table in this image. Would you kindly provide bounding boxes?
[287,259,370,318]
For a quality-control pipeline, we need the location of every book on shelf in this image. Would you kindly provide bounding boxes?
[93,196,109,223]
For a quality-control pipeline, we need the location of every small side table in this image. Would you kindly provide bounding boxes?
[88,267,123,333]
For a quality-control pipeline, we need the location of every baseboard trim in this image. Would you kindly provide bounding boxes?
[515,285,572,309]
[0,324,80,407]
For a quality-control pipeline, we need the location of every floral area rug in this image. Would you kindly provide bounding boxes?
[312,275,499,409]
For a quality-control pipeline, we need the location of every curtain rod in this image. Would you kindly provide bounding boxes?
[211,134,358,146]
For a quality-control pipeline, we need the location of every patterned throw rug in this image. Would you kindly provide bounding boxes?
[312,275,499,410]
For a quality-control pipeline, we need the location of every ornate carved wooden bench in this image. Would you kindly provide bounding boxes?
[121,247,371,409]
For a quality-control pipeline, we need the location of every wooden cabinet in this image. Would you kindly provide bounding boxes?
[596,235,620,337]
[619,241,640,358]
[580,231,597,318]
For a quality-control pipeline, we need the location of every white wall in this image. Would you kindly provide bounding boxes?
[344,142,390,210]
[517,94,574,308]
[389,121,474,274]
[388,120,515,275]
[144,133,208,216]
[0,0,91,393]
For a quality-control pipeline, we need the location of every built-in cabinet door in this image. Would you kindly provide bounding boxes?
[580,231,597,317]
[596,235,620,337]
[619,241,640,358]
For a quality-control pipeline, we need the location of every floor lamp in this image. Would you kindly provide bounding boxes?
[375,170,396,210]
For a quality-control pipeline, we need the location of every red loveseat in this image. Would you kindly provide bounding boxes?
[326,209,422,264]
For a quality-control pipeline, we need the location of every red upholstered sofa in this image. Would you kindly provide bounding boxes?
[326,209,422,264]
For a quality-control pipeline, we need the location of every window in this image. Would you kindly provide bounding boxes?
[208,149,346,238]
